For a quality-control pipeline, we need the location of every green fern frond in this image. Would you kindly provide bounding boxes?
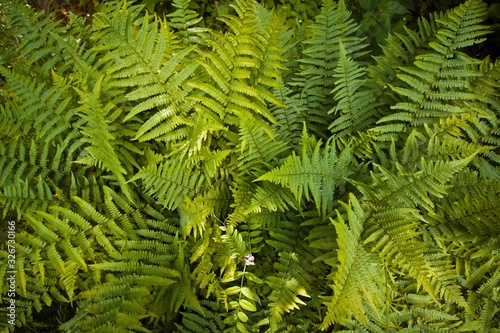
[176,302,225,333]
[62,191,183,331]
[355,144,481,213]
[430,0,490,54]
[131,155,204,210]
[249,5,290,91]
[220,225,249,260]
[257,133,353,216]
[0,179,54,218]
[394,127,491,173]
[329,40,377,138]
[60,277,153,332]
[188,0,286,131]
[0,67,80,140]
[73,79,134,203]
[461,58,500,175]
[91,2,199,146]
[248,182,298,213]
[292,0,367,138]
[366,13,442,119]
[0,122,88,218]
[351,141,484,311]
[222,175,256,226]
[237,112,289,177]
[270,85,307,147]
[178,195,214,239]
[377,0,490,134]
[0,183,186,331]
[2,0,93,76]
[95,8,176,81]
[433,170,500,237]
[321,194,384,329]
[167,0,207,45]
[267,252,311,330]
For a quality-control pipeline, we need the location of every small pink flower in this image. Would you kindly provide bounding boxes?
[243,254,255,266]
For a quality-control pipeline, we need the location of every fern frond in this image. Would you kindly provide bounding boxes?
[188,0,287,137]
[356,142,481,213]
[292,0,367,137]
[351,141,483,310]
[366,13,442,120]
[267,252,311,330]
[430,0,490,54]
[167,0,207,45]
[321,194,384,329]
[270,85,307,147]
[2,0,94,76]
[74,79,135,203]
[0,125,90,217]
[178,195,214,239]
[461,58,500,176]
[220,225,249,260]
[176,302,225,333]
[131,155,204,210]
[257,133,353,216]
[91,2,199,146]
[433,171,500,237]
[248,182,298,213]
[236,112,289,177]
[377,0,490,133]
[329,40,377,138]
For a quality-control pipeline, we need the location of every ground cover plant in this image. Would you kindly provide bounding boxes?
[0,0,499,331]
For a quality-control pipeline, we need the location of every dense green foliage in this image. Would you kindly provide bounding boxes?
[1,0,500,332]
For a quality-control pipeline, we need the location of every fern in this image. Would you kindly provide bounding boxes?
[329,40,378,139]
[377,0,490,134]
[1,0,500,332]
[291,0,367,138]
[131,154,205,210]
[73,78,136,203]
[321,194,384,329]
[167,0,207,45]
[257,130,354,217]
[1,0,93,77]
[266,250,311,330]
[176,302,226,333]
